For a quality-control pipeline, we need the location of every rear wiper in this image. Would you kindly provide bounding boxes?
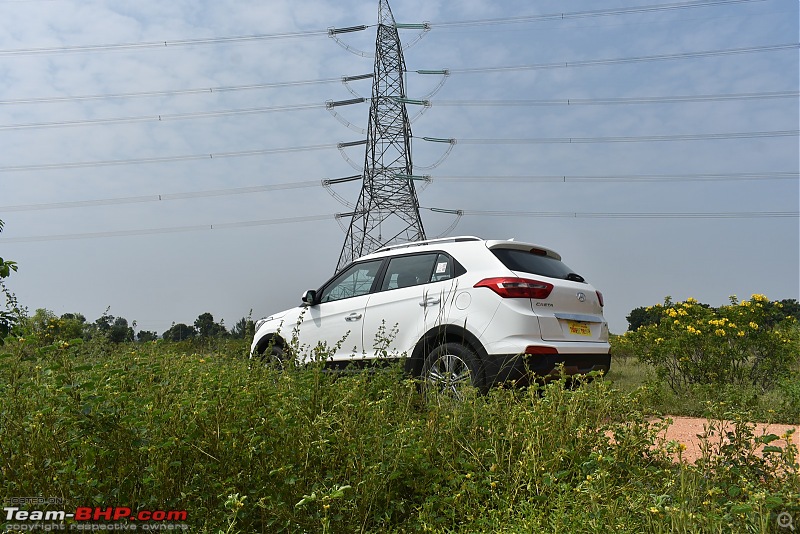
[565,273,585,283]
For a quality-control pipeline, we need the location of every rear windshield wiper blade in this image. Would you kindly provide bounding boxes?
[565,272,585,283]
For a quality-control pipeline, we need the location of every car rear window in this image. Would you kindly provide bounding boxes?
[491,248,582,281]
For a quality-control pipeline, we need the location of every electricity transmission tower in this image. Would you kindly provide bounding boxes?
[335,0,426,272]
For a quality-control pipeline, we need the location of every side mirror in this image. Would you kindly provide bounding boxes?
[301,289,317,306]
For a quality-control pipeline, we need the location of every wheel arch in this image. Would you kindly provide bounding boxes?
[253,332,286,356]
[406,323,488,377]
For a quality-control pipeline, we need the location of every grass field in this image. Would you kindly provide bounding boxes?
[1,337,798,533]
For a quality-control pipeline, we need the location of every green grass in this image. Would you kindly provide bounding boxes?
[608,353,800,424]
[1,339,799,533]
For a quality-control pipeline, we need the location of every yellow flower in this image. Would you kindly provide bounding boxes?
[686,297,698,304]
[738,331,746,337]
[751,294,768,302]
[749,322,759,330]
[715,329,726,337]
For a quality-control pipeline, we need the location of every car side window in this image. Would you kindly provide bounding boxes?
[320,260,383,303]
[430,253,453,283]
[380,253,438,291]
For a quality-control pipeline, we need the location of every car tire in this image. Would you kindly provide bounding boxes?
[258,343,285,370]
[422,342,486,398]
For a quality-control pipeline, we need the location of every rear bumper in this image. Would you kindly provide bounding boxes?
[483,351,611,386]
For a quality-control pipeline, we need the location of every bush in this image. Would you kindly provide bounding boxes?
[617,295,799,392]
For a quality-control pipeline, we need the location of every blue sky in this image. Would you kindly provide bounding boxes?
[0,0,797,335]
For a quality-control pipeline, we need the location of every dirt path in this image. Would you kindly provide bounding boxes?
[657,416,800,463]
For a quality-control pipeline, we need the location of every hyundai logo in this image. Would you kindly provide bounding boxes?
[577,292,586,302]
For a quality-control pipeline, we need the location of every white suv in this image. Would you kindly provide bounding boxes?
[250,236,610,392]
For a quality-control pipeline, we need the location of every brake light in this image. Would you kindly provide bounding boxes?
[596,291,604,307]
[474,277,554,299]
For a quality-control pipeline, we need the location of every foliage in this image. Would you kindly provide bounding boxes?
[136,330,159,342]
[162,322,197,341]
[617,295,800,392]
[1,338,798,533]
[0,218,20,345]
[230,315,255,340]
[194,312,227,338]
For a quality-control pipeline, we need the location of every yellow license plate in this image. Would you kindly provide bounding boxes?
[567,320,592,337]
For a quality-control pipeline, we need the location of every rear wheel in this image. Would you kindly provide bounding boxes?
[422,342,485,398]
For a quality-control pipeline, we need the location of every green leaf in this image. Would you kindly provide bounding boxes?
[758,433,780,444]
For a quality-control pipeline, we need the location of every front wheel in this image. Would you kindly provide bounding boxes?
[256,341,285,370]
[422,342,485,398]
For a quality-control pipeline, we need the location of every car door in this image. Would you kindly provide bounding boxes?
[298,259,384,364]
[362,252,444,361]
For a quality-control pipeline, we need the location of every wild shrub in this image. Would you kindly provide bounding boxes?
[616,295,799,392]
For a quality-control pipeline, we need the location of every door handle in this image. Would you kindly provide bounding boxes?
[419,297,441,307]
[345,312,363,322]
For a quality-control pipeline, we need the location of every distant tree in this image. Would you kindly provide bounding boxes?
[760,298,800,329]
[162,323,196,342]
[92,309,134,342]
[59,312,88,340]
[230,316,255,339]
[194,312,227,338]
[626,306,663,332]
[626,299,713,331]
[137,330,158,342]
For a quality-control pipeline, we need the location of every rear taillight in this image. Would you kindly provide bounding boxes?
[596,291,604,307]
[474,277,554,299]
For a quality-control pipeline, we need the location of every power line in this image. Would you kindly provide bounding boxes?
[447,43,799,75]
[1,209,796,244]
[0,103,325,131]
[1,43,795,107]
[2,91,796,131]
[0,180,323,211]
[2,131,795,173]
[0,78,346,106]
[0,0,766,56]
[435,172,799,183]
[1,172,795,213]
[0,215,336,243]
[432,91,799,107]
[432,0,768,27]
[0,144,338,172]
[455,209,799,219]
[450,130,798,144]
[0,29,332,56]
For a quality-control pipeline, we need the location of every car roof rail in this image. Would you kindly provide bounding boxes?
[373,236,482,253]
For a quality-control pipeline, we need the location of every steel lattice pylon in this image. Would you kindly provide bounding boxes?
[335,0,425,272]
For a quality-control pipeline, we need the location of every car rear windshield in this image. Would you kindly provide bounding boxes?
[491,248,583,281]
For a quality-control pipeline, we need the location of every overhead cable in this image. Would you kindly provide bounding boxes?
[1,43,795,106]
[0,91,795,132]
[1,209,796,244]
[0,0,766,56]
[3,130,795,173]
[431,0,768,27]
[447,43,799,75]
[1,172,794,213]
